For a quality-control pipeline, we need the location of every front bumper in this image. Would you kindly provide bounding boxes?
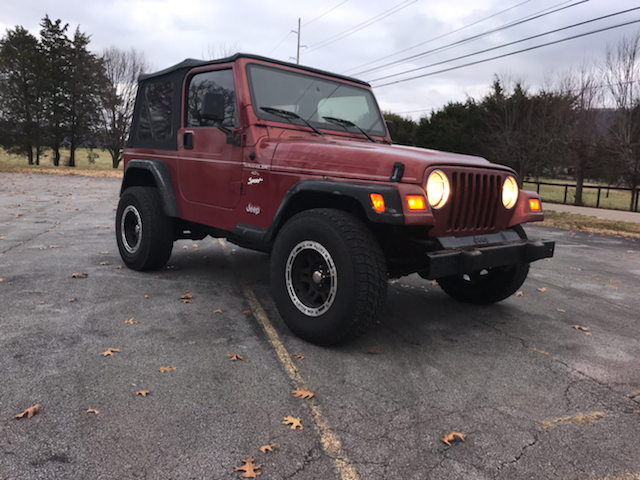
[419,230,555,279]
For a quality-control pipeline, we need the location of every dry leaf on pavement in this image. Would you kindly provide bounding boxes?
[293,355,305,359]
[15,404,40,419]
[573,325,591,335]
[86,408,99,414]
[136,390,151,397]
[124,318,138,324]
[365,349,380,354]
[538,287,547,292]
[234,456,261,478]
[441,431,466,446]
[291,388,314,399]
[68,272,88,278]
[259,444,275,454]
[542,411,604,429]
[283,416,303,430]
[159,366,177,372]
[213,309,223,313]
[102,348,120,356]
[515,291,523,297]
[227,353,243,361]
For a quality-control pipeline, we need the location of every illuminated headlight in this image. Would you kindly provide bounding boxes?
[426,170,450,209]
[502,176,519,209]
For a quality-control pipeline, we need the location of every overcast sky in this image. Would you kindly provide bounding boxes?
[2,0,639,118]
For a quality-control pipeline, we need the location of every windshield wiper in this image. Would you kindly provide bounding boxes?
[323,116,376,143]
[261,107,324,136]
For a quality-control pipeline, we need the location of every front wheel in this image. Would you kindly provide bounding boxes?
[437,225,530,305]
[115,187,174,271]
[270,209,387,346]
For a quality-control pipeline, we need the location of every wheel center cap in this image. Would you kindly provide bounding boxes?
[312,270,324,284]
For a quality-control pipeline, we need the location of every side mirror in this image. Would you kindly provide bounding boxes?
[202,92,225,122]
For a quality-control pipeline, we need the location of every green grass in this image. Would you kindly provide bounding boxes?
[540,211,640,237]
[0,148,123,178]
[523,180,634,211]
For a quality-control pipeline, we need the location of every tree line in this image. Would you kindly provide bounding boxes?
[385,32,640,209]
[0,16,146,168]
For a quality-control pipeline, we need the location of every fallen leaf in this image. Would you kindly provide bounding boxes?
[155,275,165,279]
[515,291,524,297]
[101,251,109,254]
[283,416,303,430]
[86,408,99,414]
[182,245,188,249]
[227,353,243,361]
[243,309,253,314]
[542,411,604,429]
[557,308,566,313]
[234,456,261,478]
[573,325,591,335]
[68,272,88,278]
[144,295,150,299]
[537,287,547,292]
[629,391,640,399]
[365,349,380,354]
[49,245,60,249]
[293,354,305,360]
[15,404,40,419]
[125,318,139,324]
[291,388,314,399]
[192,244,199,248]
[213,309,223,314]
[181,292,193,303]
[628,250,634,254]
[136,390,151,397]
[159,366,177,373]
[39,301,45,305]
[115,265,123,269]
[441,431,466,446]
[99,261,109,266]
[259,444,275,454]
[68,298,77,302]
[101,348,120,356]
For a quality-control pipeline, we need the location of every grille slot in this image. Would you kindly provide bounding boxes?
[446,171,502,233]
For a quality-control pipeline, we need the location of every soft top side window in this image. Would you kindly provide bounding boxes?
[186,69,238,128]
[137,81,174,141]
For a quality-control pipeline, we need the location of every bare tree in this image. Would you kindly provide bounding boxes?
[600,31,640,210]
[203,42,241,60]
[559,61,605,205]
[99,47,148,168]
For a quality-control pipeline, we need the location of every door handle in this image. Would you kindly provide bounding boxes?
[183,132,193,149]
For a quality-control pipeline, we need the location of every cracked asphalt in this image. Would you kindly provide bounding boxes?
[1,172,639,480]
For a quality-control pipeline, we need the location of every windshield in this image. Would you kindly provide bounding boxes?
[247,64,387,137]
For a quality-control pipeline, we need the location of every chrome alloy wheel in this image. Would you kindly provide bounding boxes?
[120,205,143,254]
[285,240,337,317]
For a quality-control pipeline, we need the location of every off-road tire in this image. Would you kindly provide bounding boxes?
[116,187,174,271]
[270,209,387,346]
[437,225,530,305]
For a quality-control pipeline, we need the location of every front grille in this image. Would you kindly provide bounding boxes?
[445,170,503,234]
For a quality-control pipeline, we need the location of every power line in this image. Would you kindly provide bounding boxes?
[370,6,640,83]
[342,0,533,75]
[354,0,587,77]
[303,0,417,54]
[373,16,640,88]
[303,0,349,27]
[267,31,293,56]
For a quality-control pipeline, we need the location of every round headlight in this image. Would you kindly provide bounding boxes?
[426,170,450,209]
[502,175,519,209]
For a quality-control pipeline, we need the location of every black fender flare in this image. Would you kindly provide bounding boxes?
[121,159,180,218]
[264,180,404,242]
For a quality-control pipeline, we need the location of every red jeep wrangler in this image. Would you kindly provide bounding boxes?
[116,53,554,345]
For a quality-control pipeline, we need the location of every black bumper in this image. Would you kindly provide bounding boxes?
[419,231,555,279]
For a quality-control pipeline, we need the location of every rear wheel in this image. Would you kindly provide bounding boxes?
[270,209,387,346]
[115,187,174,271]
[437,225,530,305]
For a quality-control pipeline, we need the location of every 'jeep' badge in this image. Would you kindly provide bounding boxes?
[246,203,261,215]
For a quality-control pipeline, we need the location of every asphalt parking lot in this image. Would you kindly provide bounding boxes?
[1,172,639,480]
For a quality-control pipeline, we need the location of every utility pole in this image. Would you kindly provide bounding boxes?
[291,18,306,64]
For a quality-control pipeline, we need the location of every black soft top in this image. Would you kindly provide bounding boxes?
[139,53,370,87]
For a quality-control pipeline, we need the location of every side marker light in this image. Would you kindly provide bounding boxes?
[529,199,541,211]
[370,193,385,213]
[406,195,426,211]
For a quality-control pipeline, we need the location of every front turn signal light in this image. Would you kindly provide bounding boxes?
[370,193,385,213]
[406,195,426,211]
[529,198,541,211]
[502,176,519,209]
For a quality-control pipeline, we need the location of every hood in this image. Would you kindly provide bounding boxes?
[265,135,511,183]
